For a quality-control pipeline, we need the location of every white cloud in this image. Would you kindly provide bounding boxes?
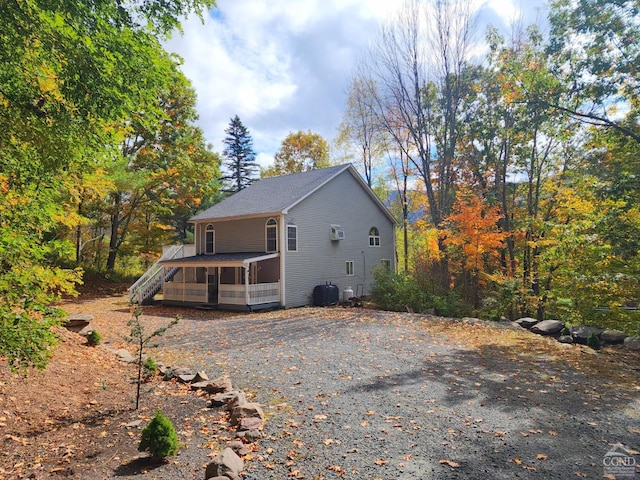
[165,0,542,168]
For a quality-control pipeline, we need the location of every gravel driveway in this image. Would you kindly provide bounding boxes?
[155,307,640,479]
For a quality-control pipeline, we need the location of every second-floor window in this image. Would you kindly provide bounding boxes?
[205,224,215,254]
[266,218,278,252]
[369,227,380,247]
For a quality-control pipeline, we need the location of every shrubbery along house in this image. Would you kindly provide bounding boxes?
[129,164,396,311]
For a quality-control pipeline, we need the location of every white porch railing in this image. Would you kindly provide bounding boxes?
[128,244,188,304]
[163,283,208,303]
[218,281,281,306]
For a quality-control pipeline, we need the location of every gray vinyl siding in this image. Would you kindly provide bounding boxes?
[195,217,274,253]
[284,169,395,307]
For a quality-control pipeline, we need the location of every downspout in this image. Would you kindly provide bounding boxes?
[280,214,286,307]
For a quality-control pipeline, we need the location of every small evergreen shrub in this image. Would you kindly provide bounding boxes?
[87,330,101,346]
[138,411,179,460]
[143,356,158,377]
[587,333,601,350]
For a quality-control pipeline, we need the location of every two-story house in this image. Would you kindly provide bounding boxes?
[129,164,396,310]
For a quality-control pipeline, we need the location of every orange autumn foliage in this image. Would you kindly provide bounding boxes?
[443,193,507,279]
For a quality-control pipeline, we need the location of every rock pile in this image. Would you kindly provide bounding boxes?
[512,317,640,350]
[156,365,264,479]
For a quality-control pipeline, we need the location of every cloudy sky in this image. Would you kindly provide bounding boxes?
[165,0,546,169]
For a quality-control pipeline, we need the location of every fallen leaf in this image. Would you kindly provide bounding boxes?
[439,459,460,468]
[375,459,389,466]
[513,457,522,465]
[536,453,548,460]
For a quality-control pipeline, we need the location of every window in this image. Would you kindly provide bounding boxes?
[381,259,391,270]
[266,218,278,252]
[369,227,380,247]
[287,219,297,252]
[205,224,215,254]
[346,261,354,276]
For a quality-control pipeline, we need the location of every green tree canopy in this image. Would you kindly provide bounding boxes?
[262,130,330,178]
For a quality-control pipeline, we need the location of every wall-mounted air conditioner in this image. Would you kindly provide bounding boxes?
[330,225,345,240]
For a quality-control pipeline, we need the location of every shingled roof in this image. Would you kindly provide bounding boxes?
[191,164,373,222]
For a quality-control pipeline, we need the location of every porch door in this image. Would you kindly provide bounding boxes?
[207,267,218,304]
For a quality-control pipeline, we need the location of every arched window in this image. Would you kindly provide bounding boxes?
[205,224,215,254]
[287,218,297,252]
[266,218,278,252]
[369,227,380,247]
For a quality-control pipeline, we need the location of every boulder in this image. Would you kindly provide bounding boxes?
[530,319,564,335]
[208,391,241,408]
[601,330,627,344]
[205,447,243,480]
[111,348,135,363]
[238,417,262,431]
[191,381,212,390]
[226,391,247,411]
[227,440,250,456]
[193,370,209,383]
[624,336,640,351]
[570,326,603,345]
[235,429,262,442]
[515,317,539,329]
[205,376,233,394]
[177,374,196,384]
[558,335,573,344]
[229,403,264,426]
[171,367,194,377]
[63,313,94,332]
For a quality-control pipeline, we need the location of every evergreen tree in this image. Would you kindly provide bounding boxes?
[222,115,258,192]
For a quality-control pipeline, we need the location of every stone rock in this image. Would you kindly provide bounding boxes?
[193,370,209,383]
[514,317,539,329]
[226,391,247,411]
[530,319,564,335]
[63,313,94,332]
[111,349,135,363]
[171,367,194,377]
[177,374,196,384]
[207,391,240,408]
[125,420,143,429]
[235,429,262,442]
[238,417,262,431]
[601,330,627,344]
[227,440,250,456]
[205,447,243,480]
[205,376,233,394]
[229,403,264,426]
[558,335,574,344]
[191,381,213,390]
[570,325,603,345]
[206,477,230,480]
[624,336,640,351]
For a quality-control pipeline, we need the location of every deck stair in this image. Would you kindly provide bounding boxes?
[128,245,184,304]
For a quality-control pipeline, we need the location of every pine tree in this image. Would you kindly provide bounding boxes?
[222,115,258,192]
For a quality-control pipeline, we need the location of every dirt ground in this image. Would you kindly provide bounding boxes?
[1,284,639,479]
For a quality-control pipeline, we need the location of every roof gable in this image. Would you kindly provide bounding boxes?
[190,163,396,224]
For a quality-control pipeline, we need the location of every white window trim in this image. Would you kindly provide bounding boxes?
[346,261,354,276]
[266,218,278,253]
[205,224,215,254]
[287,224,298,252]
[369,227,380,247]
